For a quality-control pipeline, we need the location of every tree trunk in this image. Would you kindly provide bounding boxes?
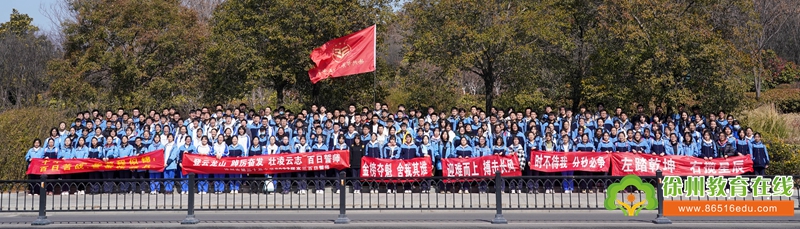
[483,75,494,113]
[570,71,583,113]
[276,82,285,105]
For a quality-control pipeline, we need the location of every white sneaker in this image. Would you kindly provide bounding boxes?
[61,191,69,195]
[234,190,239,194]
[545,189,552,194]
[565,190,572,194]
[517,190,522,194]
[458,190,463,194]
[463,190,469,194]
[335,190,340,194]
[404,190,411,194]
[354,190,360,194]
[511,190,516,194]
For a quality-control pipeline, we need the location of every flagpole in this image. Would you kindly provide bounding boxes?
[372,24,377,105]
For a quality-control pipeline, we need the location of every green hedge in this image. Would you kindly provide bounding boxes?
[0,108,69,180]
[764,137,800,176]
[752,88,800,113]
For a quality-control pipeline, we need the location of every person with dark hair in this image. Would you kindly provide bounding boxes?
[750,133,769,175]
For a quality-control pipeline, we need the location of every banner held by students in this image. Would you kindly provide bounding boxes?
[308,25,376,84]
[360,156,432,181]
[529,150,611,172]
[181,150,350,175]
[443,155,522,178]
[610,153,754,176]
[26,150,165,175]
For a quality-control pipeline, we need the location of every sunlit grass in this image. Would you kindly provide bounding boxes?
[740,104,800,144]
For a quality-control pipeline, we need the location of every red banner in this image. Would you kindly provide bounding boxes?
[443,155,522,178]
[610,153,754,176]
[360,157,432,181]
[180,150,350,175]
[308,25,376,84]
[530,151,611,172]
[26,150,165,175]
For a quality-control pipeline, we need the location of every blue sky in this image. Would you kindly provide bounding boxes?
[0,0,56,33]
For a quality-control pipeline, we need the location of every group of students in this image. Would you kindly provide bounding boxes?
[24,102,770,195]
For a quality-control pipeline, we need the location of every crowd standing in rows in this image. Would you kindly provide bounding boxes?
[25,102,770,195]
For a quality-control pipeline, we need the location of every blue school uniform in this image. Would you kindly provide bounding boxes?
[492,145,507,156]
[25,147,44,163]
[383,145,400,159]
[629,140,650,153]
[450,145,475,158]
[614,141,630,152]
[475,145,492,157]
[58,146,73,159]
[677,142,696,156]
[597,140,615,152]
[750,141,769,169]
[226,144,246,191]
[735,139,752,156]
[698,140,717,158]
[365,141,385,158]
[575,141,594,152]
[72,146,89,159]
[396,144,420,159]
[650,138,668,155]
[43,146,59,159]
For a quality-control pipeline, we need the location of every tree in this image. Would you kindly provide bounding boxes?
[48,0,207,110]
[402,0,561,112]
[587,0,752,112]
[0,9,59,109]
[207,0,395,106]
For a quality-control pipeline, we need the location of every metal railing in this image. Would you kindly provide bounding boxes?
[2,172,797,225]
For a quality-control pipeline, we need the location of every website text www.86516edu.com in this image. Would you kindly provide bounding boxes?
[660,175,796,217]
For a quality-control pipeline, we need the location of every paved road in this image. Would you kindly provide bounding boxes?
[0,210,798,228]
[2,188,797,211]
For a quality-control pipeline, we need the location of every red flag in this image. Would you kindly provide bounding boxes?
[308,25,376,84]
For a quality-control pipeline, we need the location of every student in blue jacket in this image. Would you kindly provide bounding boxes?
[86,138,103,194]
[676,133,696,156]
[227,136,246,194]
[575,134,596,193]
[292,136,311,194]
[471,136,491,193]
[629,132,650,154]
[101,136,118,194]
[698,131,717,160]
[451,137,475,194]
[194,136,212,195]
[557,135,576,193]
[176,136,196,195]
[277,136,294,194]
[663,133,681,156]
[418,136,435,193]
[331,135,349,193]
[311,135,328,194]
[117,136,136,193]
[72,137,89,195]
[394,135,420,193]
[734,130,752,157]
[750,133,769,175]
[162,134,177,194]
[650,131,668,156]
[435,131,453,193]
[26,139,44,195]
[597,132,615,153]
[147,135,165,194]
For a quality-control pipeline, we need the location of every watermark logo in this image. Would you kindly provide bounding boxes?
[663,175,795,198]
[604,175,657,216]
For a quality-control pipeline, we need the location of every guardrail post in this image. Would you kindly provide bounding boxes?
[652,170,672,224]
[491,171,507,224]
[335,171,350,224]
[32,174,51,226]
[181,173,199,224]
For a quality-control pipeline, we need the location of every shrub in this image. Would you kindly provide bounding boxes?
[763,137,800,176]
[740,104,800,144]
[0,107,69,180]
